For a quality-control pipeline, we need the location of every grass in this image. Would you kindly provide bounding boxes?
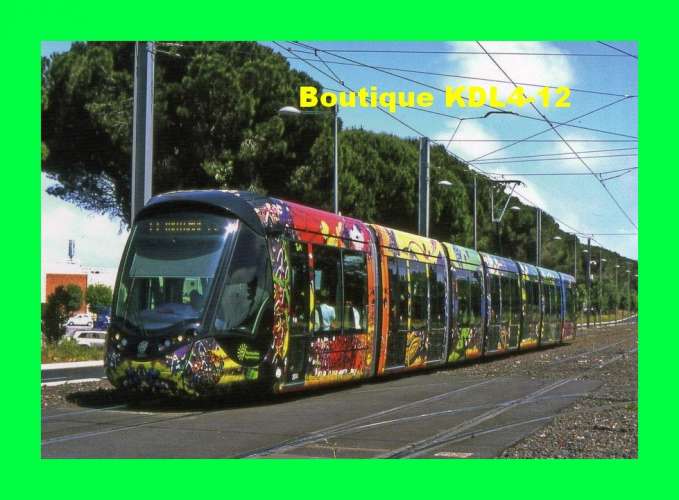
[42,339,104,363]
[578,311,637,325]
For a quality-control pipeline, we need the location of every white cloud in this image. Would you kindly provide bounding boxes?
[443,41,575,100]
[41,173,129,269]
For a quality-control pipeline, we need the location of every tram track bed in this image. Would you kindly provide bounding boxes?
[41,322,637,458]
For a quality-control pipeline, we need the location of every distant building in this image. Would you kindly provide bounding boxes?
[44,272,88,313]
[42,261,118,311]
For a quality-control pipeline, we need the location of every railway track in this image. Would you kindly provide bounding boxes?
[42,324,636,457]
[238,337,637,458]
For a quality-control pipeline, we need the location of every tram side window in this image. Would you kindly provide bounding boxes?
[410,260,427,331]
[526,280,537,319]
[500,275,512,324]
[567,285,577,321]
[470,270,483,328]
[490,274,502,323]
[388,257,409,332]
[555,282,563,318]
[523,279,533,318]
[510,275,521,323]
[342,251,368,332]
[289,242,309,335]
[313,245,342,333]
[212,225,271,336]
[455,269,471,328]
[429,263,446,330]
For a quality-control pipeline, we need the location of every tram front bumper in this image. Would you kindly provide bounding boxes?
[105,337,259,396]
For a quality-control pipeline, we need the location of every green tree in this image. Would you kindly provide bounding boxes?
[42,42,325,224]
[42,285,83,343]
[86,283,113,312]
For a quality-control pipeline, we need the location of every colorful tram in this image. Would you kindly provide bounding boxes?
[105,190,578,396]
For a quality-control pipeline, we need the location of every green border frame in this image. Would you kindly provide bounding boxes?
[5,0,670,497]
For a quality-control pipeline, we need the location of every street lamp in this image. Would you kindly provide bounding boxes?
[615,263,621,322]
[279,104,339,214]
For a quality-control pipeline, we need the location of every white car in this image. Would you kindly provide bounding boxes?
[70,330,106,347]
[66,313,93,328]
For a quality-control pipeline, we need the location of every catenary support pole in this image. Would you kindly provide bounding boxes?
[418,137,430,237]
[586,237,591,328]
[333,104,339,214]
[473,174,477,250]
[131,42,155,224]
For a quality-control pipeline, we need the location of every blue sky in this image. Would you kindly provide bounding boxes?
[42,41,638,268]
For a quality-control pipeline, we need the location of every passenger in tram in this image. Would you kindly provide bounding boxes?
[314,289,337,331]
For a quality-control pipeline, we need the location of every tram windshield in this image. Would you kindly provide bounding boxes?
[113,211,239,333]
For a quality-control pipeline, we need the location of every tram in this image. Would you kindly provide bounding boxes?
[105,190,577,396]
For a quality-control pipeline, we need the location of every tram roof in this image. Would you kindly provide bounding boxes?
[370,224,445,260]
[141,190,373,246]
[443,243,482,269]
[559,272,576,283]
[480,252,519,273]
[142,190,269,234]
[517,261,540,278]
[537,266,562,282]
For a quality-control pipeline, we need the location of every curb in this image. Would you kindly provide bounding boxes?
[41,360,104,370]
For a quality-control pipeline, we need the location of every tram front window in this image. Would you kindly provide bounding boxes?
[114,211,238,333]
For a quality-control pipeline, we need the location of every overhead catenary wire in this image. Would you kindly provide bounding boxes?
[472,147,637,162]
[280,54,636,98]
[488,167,637,177]
[475,41,637,230]
[285,42,638,140]
[279,41,637,249]
[597,41,638,59]
[288,47,633,57]
[473,153,638,164]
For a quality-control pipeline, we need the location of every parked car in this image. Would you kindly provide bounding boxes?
[65,313,93,328]
[69,330,106,347]
[94,313,111,330]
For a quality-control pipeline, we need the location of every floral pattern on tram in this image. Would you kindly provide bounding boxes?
[443,243,484,362]
[560,272,577,341]
[268,237,290,374]
[517,261,541,349]
[252,198,377,390]
[371,224,448,373]
[106,337,258,396]
[371,225,446,264]
[253,198,371,252]
[481,253,521,353]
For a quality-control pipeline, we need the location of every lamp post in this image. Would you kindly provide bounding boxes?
[279,105,339,214]
[590,258,598,326]
[615,263,620,322]
[628,268,633,318]
[600,255,607,324]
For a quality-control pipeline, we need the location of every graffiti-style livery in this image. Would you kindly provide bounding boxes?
[106,191,576,396]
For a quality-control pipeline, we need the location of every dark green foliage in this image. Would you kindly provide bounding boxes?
[42,42,637,318]
[43,285,83,343]
[86,284,113,311]
[42,42,325,223]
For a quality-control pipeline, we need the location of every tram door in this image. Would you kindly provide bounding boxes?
[285,241,311,384]
[385,257,407,368]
